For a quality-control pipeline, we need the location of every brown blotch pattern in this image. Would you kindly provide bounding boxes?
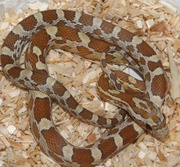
[34,97,51,123]
[145,72,151,81]
[77,46,92,56]
[148,60,162,72]
[118,28,134,42]
[73,149,94,164]
[111,119,119,127]
[100,58,107,68]
[41,127,67,155]
[25,51,39,71]
[39,54,46,65]
[20,15,38,31]
[42,10,58,24]
[100,21,115,34]
[1,55,14,67]
[97,75,110,90]
[2,33,21,51]
[96,117,107,127]
[31,72,47,85]
[66,97,78,110]
[79,109,93,121]
[108,128,119,135]
[56,23,81,42]
[98,137,117,159]
[64,10,75,21]
[31,30,51,50]
[7,67,22,79]
[93,29,102,36]
[88,38,111,53]
[120,125,139,145]
[139,57,146,65]
[126,45,135,53]
[151,74,167,97]
[137,41,156,57]
[52,82,67,96]
[79,13,93,26]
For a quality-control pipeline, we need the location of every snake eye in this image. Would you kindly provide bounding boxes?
[146,123,153,131]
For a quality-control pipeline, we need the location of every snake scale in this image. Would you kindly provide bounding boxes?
[0,9,169,166]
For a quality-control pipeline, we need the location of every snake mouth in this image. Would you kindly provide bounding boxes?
[151,124,169,141]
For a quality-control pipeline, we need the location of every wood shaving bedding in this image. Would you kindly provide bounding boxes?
[0,0,180,166]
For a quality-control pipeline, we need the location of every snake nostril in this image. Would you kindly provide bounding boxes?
[146,123,153,131]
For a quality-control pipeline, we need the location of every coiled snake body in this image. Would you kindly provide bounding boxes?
[1,10,168,166]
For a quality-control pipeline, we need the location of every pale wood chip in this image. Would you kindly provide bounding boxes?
[157,149,167,161]
[7,125,16,134]
[167,156,180,167]
[28,2,48,11]
[150,21,167,32]
[87,133,97,143]
[168,42,180,99]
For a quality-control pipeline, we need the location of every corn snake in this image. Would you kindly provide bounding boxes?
[0,9,169,166]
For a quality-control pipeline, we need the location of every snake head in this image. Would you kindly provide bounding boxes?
[145,113,169,141]
[131,97,169,140]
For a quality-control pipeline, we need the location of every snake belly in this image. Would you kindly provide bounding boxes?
[0,9,169,166]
